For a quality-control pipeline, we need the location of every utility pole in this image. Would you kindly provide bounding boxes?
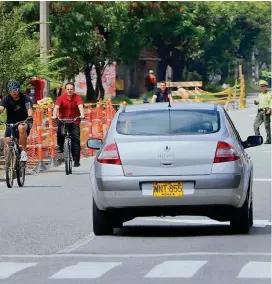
[40,1,50,98]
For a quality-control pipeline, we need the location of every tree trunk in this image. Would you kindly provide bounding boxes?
[158,58,168,81]
[84,65,96,102]
[171,59,185,82]
[169,50,185,82]
[95,65,105,100]
[220,63,229,84]
[156,43,170,81]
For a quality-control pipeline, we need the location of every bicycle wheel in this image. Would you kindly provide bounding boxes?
[17,161,26,187]
[5,147,15,188]
[69,139,73,175]
[64,137,71,175]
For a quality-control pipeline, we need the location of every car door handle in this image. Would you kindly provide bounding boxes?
[161,161,174,167]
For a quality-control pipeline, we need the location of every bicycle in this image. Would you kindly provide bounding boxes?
[0,120,28,188]
[57,117,80,175]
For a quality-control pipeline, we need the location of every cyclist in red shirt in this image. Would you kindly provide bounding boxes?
[52,82,85,167]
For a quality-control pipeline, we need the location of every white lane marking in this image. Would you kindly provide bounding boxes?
[57,233,95,253]
[143,218,271,228]
[0,262,36,279]
[145,260,207,278]
[253,178,272,182]
[238,261,272,279]
[0,252,270,259]
[49,262,122,279]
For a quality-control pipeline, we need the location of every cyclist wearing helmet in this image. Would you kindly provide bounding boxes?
[0,80,34,162]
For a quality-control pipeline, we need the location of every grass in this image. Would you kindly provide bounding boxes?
[111,95,133,105]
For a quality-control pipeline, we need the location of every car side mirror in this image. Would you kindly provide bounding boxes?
[86,138,103,150]
[243,135,263,149]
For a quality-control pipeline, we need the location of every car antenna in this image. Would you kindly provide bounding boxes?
[168,94,171,108]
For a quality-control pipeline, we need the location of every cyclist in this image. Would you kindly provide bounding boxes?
[52,82,85,167]
[151,81,173,103]
[0,80,33,162]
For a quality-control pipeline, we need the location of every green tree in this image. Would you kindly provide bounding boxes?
[0,5,65,98]
[50,1,132,102]
[186,1,271,84]
[128,1,271,84]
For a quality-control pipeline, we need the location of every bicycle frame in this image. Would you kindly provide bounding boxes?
[0,120,28,187]
[58,117,79,137]
[0,121,27,156]
[57,117,80,175]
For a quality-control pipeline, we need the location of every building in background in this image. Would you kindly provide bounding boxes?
[116,48,161,98]
[74,63,116,99]
[73,48,161,99]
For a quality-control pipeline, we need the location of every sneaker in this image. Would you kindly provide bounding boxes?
[20,151,28,162]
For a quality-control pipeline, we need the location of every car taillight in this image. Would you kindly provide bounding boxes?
[213,141,240,163]
[97,143,122,165]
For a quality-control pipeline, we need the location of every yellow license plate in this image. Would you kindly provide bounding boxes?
[152,182,183,197]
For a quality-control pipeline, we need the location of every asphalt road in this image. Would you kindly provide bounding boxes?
[0,94,271,283]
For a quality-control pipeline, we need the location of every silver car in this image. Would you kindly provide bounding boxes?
[87,102,263,236]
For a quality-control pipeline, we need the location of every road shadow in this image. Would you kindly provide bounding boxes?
[115,224,271,237]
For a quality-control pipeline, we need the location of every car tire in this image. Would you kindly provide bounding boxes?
[249,193,253,227]
[230,192,251,234]
[92,199,113,236]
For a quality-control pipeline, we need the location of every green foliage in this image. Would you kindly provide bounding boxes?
[50,2,129,71]
[0,6,66,98]
[204,83,223,93]
[111,95,133,105]
[261,71,272,80]
[127,1,271,83]
[1,1,270,100]
[48,2,133,101]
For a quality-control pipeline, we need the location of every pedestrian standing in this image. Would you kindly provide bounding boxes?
[145,70,157,92]
[253,80,271,144]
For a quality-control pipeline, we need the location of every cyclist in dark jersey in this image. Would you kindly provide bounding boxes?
[0,80,33,162]
[151,81,173,103]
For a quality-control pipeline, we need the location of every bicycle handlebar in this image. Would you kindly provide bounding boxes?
[0,120,28,127]
[57,117,81,123]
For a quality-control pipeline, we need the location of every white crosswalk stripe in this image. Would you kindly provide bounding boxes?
[49,261,122,279]
[0,260,271,280]
[0,262,37,279]
[145,260,207,278]
[237,261,272,279]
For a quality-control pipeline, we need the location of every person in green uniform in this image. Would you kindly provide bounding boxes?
[253,80,271,144]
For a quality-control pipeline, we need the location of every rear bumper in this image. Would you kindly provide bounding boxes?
[91,173,247,210]
[95,173,242,191]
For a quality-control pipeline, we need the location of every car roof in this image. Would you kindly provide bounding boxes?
[120,102,221,112]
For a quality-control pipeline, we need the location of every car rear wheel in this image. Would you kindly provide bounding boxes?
[230,192,251,234]
[249,192,253,227]
[92,199,113,236]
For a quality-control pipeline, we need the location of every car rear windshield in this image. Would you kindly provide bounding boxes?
[116,109,220,136]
